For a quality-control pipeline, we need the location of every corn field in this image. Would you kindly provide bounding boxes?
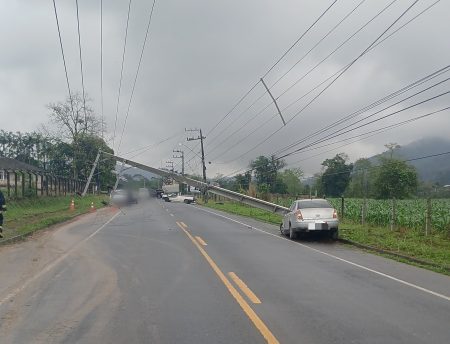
[274,196,450,232]
[327,198,450,232]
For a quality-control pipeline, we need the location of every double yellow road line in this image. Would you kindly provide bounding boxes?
[176,221,279,344]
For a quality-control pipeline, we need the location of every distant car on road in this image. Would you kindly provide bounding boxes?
[138,188,149,199]
[169,194,195,204]
[161,193,195,204]
[110,189,138,205]
[280,199,339,240]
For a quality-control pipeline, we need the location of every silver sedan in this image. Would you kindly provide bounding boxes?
[280,199,339,240]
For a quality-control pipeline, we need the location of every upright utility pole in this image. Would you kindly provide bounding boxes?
[186,128,207,202]
[173,149,185,194]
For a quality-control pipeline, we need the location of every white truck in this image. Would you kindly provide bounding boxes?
[162,183,180,194]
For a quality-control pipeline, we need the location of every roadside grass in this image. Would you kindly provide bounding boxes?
[1,195,108,241]
[198,200,282,225]
[200,200,450,274]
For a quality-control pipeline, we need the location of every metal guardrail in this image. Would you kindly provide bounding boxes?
[103,153,290,215]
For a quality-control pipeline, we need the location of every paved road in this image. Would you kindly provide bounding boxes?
[0,199,449,343]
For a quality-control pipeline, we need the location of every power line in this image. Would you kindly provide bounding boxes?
[100,0,104,139]
[305,149,450,181]
[117,0,157,153]
[284,106,450,163]
[218,105,450,182]
[213,64,449,166]
[276,0,400,100]
[123,131,184,158]
[207,0,402,161]
[51,0,74,116]
[75,0,88,119]
[282,0,442,116]
[206,0,339,138]
[262,0,339,79]
[270,0,367,90]
[221,0,420,165]
[286,90,450,157]
[275,66,450,156]
[112,0,132,149]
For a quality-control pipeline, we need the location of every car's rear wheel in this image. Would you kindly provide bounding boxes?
[330,229,339,240]
[279,223,285,236]
[289,223,297,240]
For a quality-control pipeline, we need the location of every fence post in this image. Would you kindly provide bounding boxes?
[340,196,345,221]
[425,197,432,236]
[390,197,396,231]
[7,171,11,197]
[363,197,368,225]
[21,172,25,197]
[28,172,32,194]
[34,173,38,196]
[14,172,18,198]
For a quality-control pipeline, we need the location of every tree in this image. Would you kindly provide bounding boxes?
[384,142,401,159]
[373,157,418,199]
[320,153,353,197]
[234,171,251,191]
[46,93,103,178]
[74,134,115,190]
[249,155,286,193]
[279,168,303,196]
[345,158,375,198]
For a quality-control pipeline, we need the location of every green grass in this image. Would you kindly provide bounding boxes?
[200,200,450,274]
[199,200,282,225]
[1,195,108,240]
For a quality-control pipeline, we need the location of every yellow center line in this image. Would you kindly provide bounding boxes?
[195,236,207,246]
[228,272,261,304]
[175,222,279,344]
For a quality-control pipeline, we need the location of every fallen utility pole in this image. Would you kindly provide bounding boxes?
[100,151,289,215]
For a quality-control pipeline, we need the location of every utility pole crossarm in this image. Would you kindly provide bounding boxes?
[260,77,286,126]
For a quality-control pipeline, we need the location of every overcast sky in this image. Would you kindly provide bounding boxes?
[1,0,449,177]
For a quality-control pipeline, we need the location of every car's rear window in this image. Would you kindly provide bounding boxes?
[297,200,332,209]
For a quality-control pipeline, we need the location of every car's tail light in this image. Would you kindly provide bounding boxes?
[295,210,303,220]
[333,209,338,219]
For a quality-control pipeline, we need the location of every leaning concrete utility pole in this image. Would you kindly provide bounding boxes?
[82,151,101,196]
[173,149,185,193]
[186,128,207,202]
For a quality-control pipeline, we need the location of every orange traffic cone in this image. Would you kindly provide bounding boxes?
[90,202,96,212]
[69,199,75,211]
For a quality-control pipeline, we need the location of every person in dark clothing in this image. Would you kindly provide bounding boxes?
[0,190,5,238]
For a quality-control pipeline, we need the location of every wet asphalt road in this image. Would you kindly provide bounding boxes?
[0,198,449,343]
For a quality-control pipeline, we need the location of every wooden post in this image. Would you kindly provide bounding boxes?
[6,171,11,197]
[14,172,18,198]
[361,197,367,225]
[28,172,32,195]
[390,197,396,231]
[425,198,432,236]
[340,196,345,221]
[34,173,38,196]
[21,172,25,197]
